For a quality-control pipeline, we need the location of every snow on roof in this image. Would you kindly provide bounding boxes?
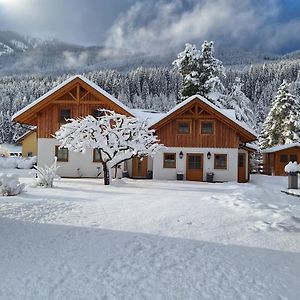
[261,143,300,153]
[12,75,135,121]
[15,128,36,143]
[149,95,257,137]
[0,143,22,153]
[245,143,259,151]
[131,109,166,124]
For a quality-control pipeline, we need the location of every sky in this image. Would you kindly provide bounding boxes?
[0,0,300,54]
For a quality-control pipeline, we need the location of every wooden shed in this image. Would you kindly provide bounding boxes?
[262,143,300,176]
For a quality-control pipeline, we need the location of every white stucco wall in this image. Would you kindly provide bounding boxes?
[37,138,124,178]
[153,147,239,182]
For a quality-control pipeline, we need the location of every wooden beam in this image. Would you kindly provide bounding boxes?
[80,91,90,101]
[76,84,80,104]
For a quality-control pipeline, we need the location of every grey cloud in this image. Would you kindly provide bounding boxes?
[104,0,299,54]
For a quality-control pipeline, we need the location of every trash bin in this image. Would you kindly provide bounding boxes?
[122,171,129,178]
[206,172,214,182]
[288,172,298,189]
[147,170,153,179]
[177,172,184,180]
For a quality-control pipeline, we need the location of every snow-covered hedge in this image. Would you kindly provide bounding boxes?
[0,173,25,196]
[284,161,300,173]
[0,156,37,169]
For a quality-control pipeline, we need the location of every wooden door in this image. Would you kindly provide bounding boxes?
[132,157,148,178]
[186,153,203,181]
[238,153,246,183]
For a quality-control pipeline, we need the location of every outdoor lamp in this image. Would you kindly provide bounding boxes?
[179,151,184,159]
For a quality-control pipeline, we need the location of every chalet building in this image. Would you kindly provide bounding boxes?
[261,143,300,176]
[12,75,257,182]
[15,129,37,157]
[149,96,257,183]
[12,75,134,178]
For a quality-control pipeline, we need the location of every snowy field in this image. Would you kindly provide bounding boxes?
[1,172,300,300]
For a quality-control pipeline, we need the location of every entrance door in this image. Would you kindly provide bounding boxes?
[132,157,148,178]
[238,153,246,183]
[186,153,203,181]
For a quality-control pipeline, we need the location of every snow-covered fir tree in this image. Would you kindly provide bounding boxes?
[172,43,201,101]
[259,80,300,149]
[173,41,225,107]
[227,77,254,127]
[200,41,226,106]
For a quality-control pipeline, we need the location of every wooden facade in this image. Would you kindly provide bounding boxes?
[13,77,132,137]
[151,99,255,148]
[263,146,300,176]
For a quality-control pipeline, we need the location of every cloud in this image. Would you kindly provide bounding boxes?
[104,0,300,54]
[62,51,89,68]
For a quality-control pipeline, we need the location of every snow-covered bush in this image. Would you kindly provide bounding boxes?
[0,173,25,196]
[284,161,300,174]
[0,146,10,157]
[0,156,36,169]
[33,157,60,188]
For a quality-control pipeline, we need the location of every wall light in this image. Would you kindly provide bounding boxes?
[179,151,184,159]
[207,151,212,160]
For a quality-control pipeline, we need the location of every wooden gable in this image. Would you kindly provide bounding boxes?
[151,98,256,148]
[13,77,132,138]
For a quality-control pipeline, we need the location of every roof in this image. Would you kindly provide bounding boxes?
[131,109,166,124]
[15,128,37,143]
[149,95,257,139]
[12,75,135,122]
[261,143,300,153]
[245,143,259,151]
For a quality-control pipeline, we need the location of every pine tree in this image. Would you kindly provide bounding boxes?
[259,80,300,149]
[227,77,254,127]
[200,41,225,99]
[172,43,201,101]
[173,41,225,107]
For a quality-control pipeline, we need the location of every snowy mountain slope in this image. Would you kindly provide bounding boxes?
[0,31,33,56]
[0,30,281,75]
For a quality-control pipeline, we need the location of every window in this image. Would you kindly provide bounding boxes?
[177,121,190,134]
[188,155,202,169]
[93,149,102,162]
[92,109,104,119]
[55,146,68,162]
[163,153,176,168]
[201,121,213,134]
[290,154,298,162]
[280,154,288,163]
[60,109,71,124]
[214,154,227,169]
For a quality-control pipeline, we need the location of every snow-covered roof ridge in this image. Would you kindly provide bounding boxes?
[131,109,166,124]
[149,94,257,137]
[12,75,135,121]
[261,142,300,153]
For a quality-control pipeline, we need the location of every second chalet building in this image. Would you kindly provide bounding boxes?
[12,75,257,183]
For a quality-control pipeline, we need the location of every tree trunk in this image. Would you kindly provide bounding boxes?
[103,163,110,185]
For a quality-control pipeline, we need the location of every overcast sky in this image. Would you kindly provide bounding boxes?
[0,0,300,54]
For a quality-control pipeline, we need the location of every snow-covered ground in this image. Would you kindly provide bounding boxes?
[0,172,300,299]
